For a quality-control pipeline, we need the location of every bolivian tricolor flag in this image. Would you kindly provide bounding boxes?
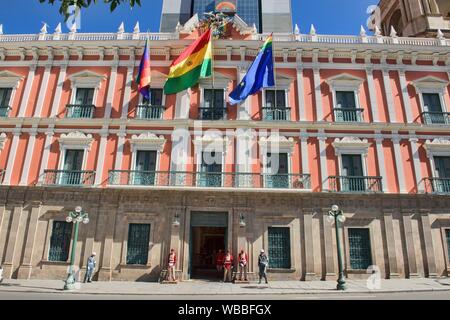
[164,29,213,95]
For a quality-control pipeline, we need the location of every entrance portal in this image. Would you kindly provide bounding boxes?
[189,212,228,280]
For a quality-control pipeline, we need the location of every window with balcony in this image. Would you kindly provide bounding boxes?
[48,221,72,262]
[422,93,448,124]
[66,88,96,119]
[198,151,223,187]
[136,89,165,120]
[132,150,157,186]
[334,91,363,122]
[200,89,226,120]
[348,228,372,270]
[0,88,12,117]
[263,89,290,121]
[126,223,151,265]
[59,149,85,185]
[433,156,450,193]
[265,153,290,188]
[268,227,291,269]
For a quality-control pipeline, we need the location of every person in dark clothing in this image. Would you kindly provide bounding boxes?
[258,249,269,284]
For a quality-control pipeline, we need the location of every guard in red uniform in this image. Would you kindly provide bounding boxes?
[167,249,177,282]
[238,249,248,281]
[223,250,234,282]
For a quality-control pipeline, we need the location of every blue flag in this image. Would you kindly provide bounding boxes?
[229,35,275,105]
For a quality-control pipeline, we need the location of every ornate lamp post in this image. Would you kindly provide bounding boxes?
[328,205,347,291]
[64,206,89,291]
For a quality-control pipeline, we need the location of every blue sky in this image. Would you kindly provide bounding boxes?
[0,0,376,35]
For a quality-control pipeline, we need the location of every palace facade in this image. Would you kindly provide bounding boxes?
[0,5,450,282]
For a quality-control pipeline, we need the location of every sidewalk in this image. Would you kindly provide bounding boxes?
[1,278,450,296]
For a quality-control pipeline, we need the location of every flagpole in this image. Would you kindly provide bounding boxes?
[271,33,277,110]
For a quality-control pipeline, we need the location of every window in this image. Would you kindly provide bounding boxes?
[198,151,222,187]
[268,227,291,269]
[341,154,365,192]
[201,89,225,120]
[335,91,362,122]
[0,88,12,117]
[348,228,372,270]
[266,153,289,188]
[61,149,84,185]
[127,224,151,265]
[133,151,157,185]
[142,89,164,106]
[75,88,95,105]
[265,90,286,109]
[423,93,445,124]
[336,91,356,109]
[433,156,450,193]
[48,221,72,262]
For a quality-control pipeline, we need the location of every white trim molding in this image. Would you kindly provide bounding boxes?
[0,70,23,88]
[332,137,370,155]
[58,131,94,151]
[412,76,450,115]
[0,133,6,150]
[67,70,106,89]
[424,138,450,158]
[130,132,166,153]
[259,134,296,155]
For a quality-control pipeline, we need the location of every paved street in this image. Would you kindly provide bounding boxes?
[0,278,450,300]
[0,290,449,300]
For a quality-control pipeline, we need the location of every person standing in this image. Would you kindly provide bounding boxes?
[238,249,248,281]
[258,249,269,284]
[84,252,97,283]
[223,250,234,282]
[167,249,177,282]
[216,249,224,278]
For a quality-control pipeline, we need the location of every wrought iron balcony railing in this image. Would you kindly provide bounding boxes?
[421,112,450,125]
[328,176,383,193]
[43,170,96,186]
[262,107,291,121]
[198,108,227,120]
[424,177,450,194]
[333,108,364,123]
[108,171,311,190]
[65,104,96,119]
[135,105,165,120]
[0,106,11,117]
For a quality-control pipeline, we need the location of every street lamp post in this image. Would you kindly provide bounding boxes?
[64,206,89,291]
[328,205,347,291]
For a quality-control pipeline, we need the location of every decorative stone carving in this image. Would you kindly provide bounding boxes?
[67,70,105,89]
[412,76,449,91]
[131,132,166,152]
[193,133,229,152]
[333,137,370,155]
[0,70,23,88]
[424,138,450,158]
[259,135,295,154]
[58,131,93,150]
[0,133,7,150]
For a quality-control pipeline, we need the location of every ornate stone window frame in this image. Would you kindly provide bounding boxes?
[67,70,106,106]
[332,137,371,177]
[326,73,365,117]
[193,133,229,184]
[130,133,166,172]
[412,76,450,114]
[424,138,450,178]
[262,219,297,272]
[42,212,75,265]
[57,131,94,171]
[259,135,295,176]
[0,70,24,109]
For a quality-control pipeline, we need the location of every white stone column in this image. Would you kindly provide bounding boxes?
[392,135,407,193]
[121,66,135,119]
[296,67,306,121]
[300,130,309,175]
[318,132,328,191]
[237,66,251,120]
[398,70,413,123]
[50,65,67,117]
[104,66,118,119]
[175,90,190,119]
[409,137,425,193]
[19,128,38,185]
[114,131,126,170]
[374,133,388,193]
[3,129,21,185]
[382,69,397,123]
[33,66,52,117]
[37,130,54,184]
[170,126,190,173]
[94,129,109,185]
[18,65,37,117]
[313,68,324,121]
[366,68,380,122]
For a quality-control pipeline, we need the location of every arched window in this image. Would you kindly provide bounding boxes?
[389,9,403,36]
